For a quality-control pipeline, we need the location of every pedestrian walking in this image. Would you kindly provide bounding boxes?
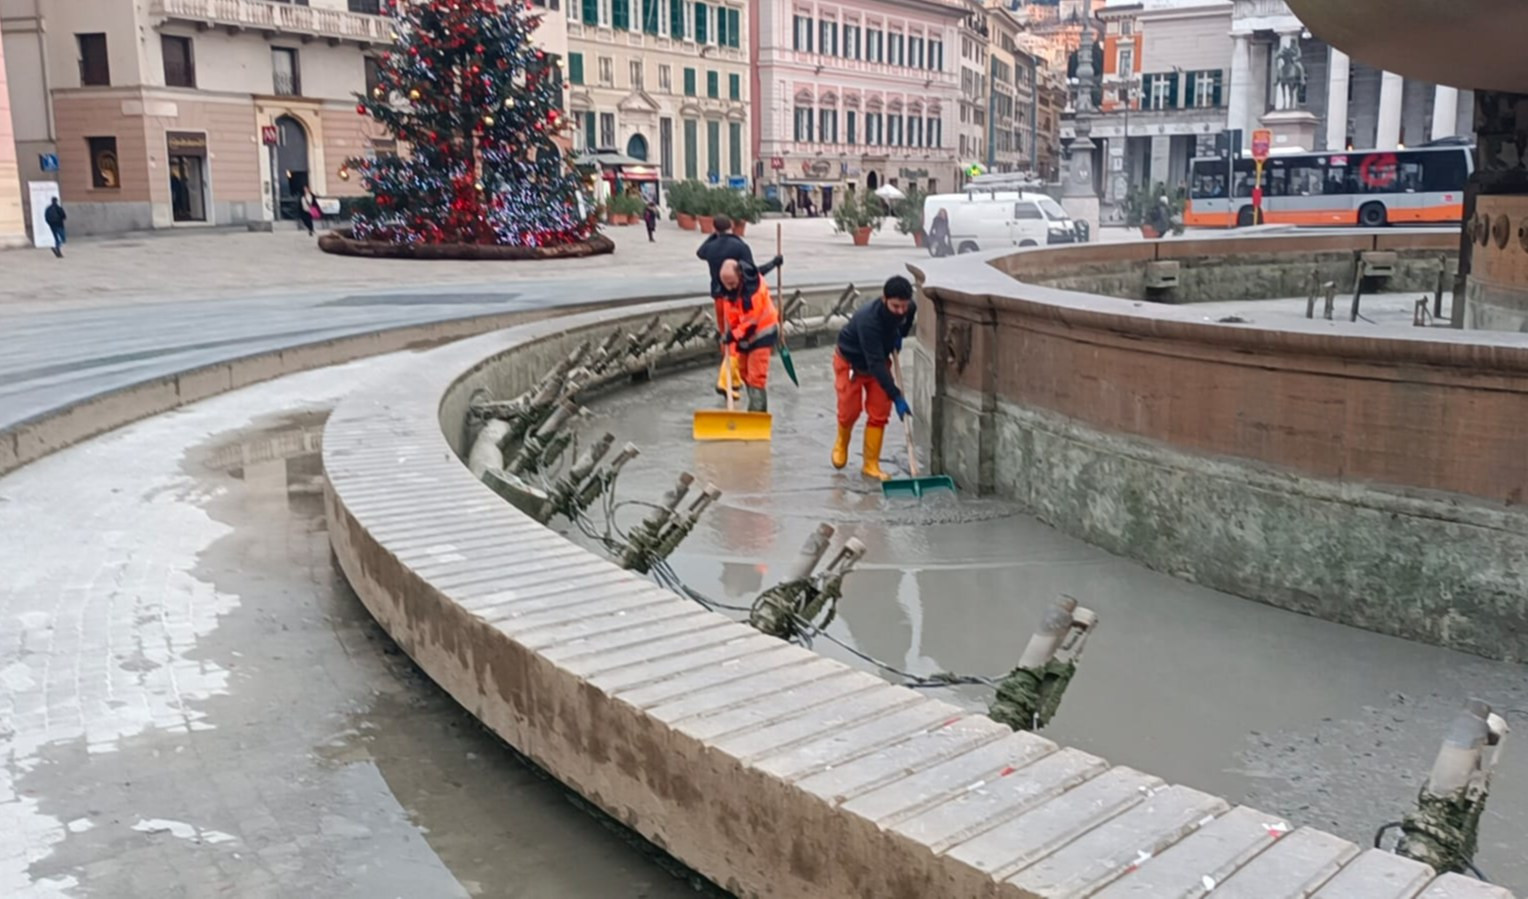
[644,200,658,242]
[717,257,783,412]
[43,197,66,258]
[927,208,953,257]
[831,275,917,481]
[298,186,318,236]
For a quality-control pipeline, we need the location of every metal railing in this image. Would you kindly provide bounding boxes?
[151,0,392,43]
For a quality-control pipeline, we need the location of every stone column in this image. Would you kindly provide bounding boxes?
[1376,70,1404,149]
[1227,31,1253,139]
[1325,46,1350,150]
[1149,134,1171,185]
[1431,85,1460,141]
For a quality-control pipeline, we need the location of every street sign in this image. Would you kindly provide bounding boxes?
[38,153,59,173]
[1251,129,1272,162]
[261,125,278,146]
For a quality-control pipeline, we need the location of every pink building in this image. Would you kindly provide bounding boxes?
[751,0,966,212]
[0,37,25,246]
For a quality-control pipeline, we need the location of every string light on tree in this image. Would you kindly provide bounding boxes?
[347,0,594,247]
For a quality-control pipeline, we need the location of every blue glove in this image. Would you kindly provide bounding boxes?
[894,396,911,421]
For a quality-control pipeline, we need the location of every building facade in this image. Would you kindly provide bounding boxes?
[954,0,987,180]
[752,0,966,209]
[983,1,1030,174]
[0,0,566,236]
[565,0,750,194]
[0,33,23,245]
[1072,0,1474,221]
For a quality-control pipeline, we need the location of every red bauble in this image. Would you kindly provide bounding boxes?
[356,103,367,115]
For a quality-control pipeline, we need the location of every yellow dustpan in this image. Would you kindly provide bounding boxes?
[693,349,772,441]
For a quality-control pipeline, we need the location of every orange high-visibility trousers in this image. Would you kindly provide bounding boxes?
[833,350,891,428]
[738,347,772,389]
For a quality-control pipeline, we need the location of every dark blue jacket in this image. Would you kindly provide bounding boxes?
[836,297,917,401]
[696,233,755,298]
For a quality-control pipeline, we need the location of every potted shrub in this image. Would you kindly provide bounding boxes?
[720,189,763,237]
[833,191,884,246]
[1124,181,1185,239]
[667,180,703,230]
[609,192,645,226]
[894,185,928,248]
[695,187,718,235]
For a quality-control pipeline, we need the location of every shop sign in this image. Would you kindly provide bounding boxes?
[727,176,748,190]
[899,167,929,179]
[261,125,279,146]
[802,159,833,178]
[167,131,207,154]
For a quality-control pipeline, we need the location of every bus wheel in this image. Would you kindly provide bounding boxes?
[957,241,979,254]
[1236,206,1255,227]
[1359,202,1388,228]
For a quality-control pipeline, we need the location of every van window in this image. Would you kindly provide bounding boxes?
[1014,202,1043,220]
[1037,198,1068,220]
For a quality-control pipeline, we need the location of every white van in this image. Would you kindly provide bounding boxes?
[923,191,1081,256]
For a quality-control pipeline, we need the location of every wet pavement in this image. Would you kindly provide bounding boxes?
[576,345,1528,892]
[0,355,712,898]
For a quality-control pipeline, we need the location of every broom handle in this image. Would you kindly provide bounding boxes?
[891,353,920,478]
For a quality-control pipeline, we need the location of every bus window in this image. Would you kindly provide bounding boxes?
[1421,150,1469,192]
[1233,170,1255,199]
[1190,167,1226,199]
[1288,164,1323,196]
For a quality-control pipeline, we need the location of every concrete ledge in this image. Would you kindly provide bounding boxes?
[322,297,1510,897]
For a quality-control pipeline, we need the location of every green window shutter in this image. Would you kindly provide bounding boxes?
[694,4,708,43]
[1185,71,1198,107]
[719,8,729,46]
[1168,73,1180,108]
[729,72,741,100]
[583,111,596,150]
[568,53,584,85]
[846,110,856,144]
[684,119,698,178]
[612,0,629,30]
[707,70,718,98]
[683,67,696,97]
[582,0,597,26]
[670,0,685,39]
[707,120,720,177]
[727,9,740,48]
[1212,70,1224,107]
[1140,73,1154,108]
[729,122,742,176]
[642,0,659,34]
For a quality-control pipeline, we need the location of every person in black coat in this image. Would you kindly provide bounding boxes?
[832,275,917,480]
[43,198,66,258]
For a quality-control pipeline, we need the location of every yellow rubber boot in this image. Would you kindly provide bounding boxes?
[831,425,852,470]
[713,355,741,401]
[861,426,891,481]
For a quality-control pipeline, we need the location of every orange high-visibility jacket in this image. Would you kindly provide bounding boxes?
[722,278,780,352]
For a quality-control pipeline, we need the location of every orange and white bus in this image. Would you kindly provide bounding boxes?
[1184,144,1471,229]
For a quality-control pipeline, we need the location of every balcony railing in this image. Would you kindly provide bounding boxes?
[151,0,392,44]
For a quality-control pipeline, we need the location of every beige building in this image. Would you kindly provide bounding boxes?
[565,0,750,193]
[0,0,566,235]
[954,0,987,180]
[0,32,24,245]
[984,0,1028,173]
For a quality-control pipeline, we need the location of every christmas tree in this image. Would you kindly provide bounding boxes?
[349,0,596,248]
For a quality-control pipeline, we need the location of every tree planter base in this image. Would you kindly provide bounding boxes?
[733,222,747,237]
[677,214,697,231]
[698,216,716,234]
[852,227,873,246]
[318,229,615,260]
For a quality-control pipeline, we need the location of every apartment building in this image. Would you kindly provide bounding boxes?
[983,0,1027,173]
[752,0,966,209]
[0,0,566,235]
[954,0,987,179]
[565,0,750,193]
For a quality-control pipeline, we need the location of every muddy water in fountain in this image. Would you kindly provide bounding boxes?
[0,357,714,898]
[577,346,1528,891]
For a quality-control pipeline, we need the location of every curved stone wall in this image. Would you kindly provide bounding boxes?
[323,295,1510,898]
[910,236,1528,662]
